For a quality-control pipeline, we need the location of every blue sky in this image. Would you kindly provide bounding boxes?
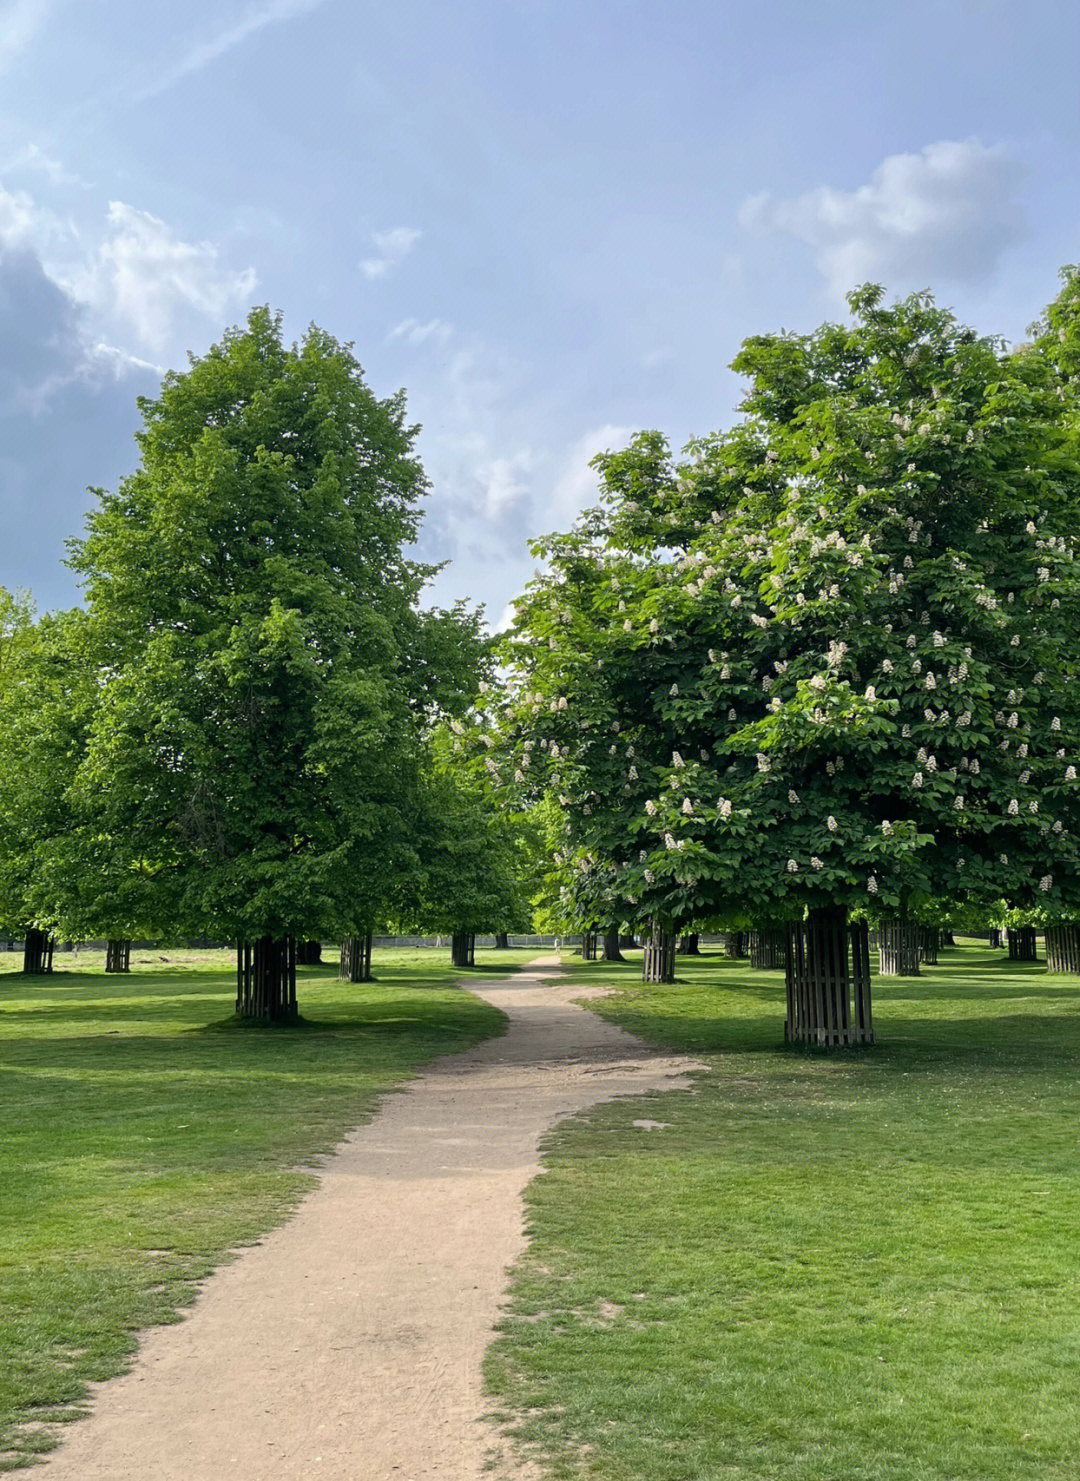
[1,0,1077,624]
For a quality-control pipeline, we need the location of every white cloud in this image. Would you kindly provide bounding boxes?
[139,0,327,100]
[0,0,53,74]
[388,316,453,346]
[74,201,257,349]
[361,226,422,280]
[740,139,1026,298]
[3,142,92,188]
[0,180,44,245]
[548,424,635,527]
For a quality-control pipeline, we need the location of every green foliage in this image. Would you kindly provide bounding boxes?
[482,282,1080,931]
[58,309,484,944]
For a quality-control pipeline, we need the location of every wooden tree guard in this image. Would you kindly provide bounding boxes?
[642,923,676,983]
[750,926,787,970]
[339,932,373,982]
[236,936,298,1020]
[676,933,701,955]
[918,926,939,966]
[580,930,598,961]
[989,927,1003,949]
[785,907,874,1047]
[105,938,131,973]
[878,920,920,976]
[22,928,54,974]
[1007,927,1038,962]
[450,930,476,968]
[1046,923,1080,974]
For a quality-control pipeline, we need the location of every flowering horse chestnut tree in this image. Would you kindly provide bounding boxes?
[482,277,1080,1042]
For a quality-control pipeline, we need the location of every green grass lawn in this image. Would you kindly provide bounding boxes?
[0,943,527,1470]
[486,942,1080,1481]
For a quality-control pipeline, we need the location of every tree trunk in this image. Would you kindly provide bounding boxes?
[494,931,510,949]
[879,919,920,976]
[724,931,748,959]
[1045,923,1080,974]
[676,932,700,955]
[602,925,624,962]
[750,926,787,970]
[785,907,874,1047]
[22,928,54,974]
[940,930,956,947]
[450,930,475,968]
[580,930,598,961]
[339,932,373,982]
[105,938,131,973]
[918,926,939,966]
[296,939,322,966]
[236,937,298,1020]
[1007,927,1038,962]
[619,932,637,949]
[989,927,1003,949]
[642,922,676,983]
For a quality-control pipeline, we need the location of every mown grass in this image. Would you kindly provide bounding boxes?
[0,943,525,1470]
[486,942,1080,1481]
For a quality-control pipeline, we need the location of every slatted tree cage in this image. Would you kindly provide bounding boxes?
[785,907,874,1047]
[1045,923,1080,974]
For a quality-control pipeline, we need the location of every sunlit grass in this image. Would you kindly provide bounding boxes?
[486,942,1080,1481]
[0,944,523,1469]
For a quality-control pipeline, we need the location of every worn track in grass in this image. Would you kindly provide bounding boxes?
[39,957,698,1480]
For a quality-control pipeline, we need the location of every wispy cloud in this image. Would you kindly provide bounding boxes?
[388,316,453,346]
[740,139,1026,299]
[69,201,257,349]
[3,141,93,188]
[0,0,54,74]
[138,0,327,100]
[361,226,422,280]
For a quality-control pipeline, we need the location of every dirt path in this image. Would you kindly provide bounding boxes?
[41,956,699,1480]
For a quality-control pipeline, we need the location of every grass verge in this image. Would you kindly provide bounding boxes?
[485,942,1080,1481]
[0,943,526,1470]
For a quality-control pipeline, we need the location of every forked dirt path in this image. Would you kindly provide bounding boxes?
[42,956,699,1480]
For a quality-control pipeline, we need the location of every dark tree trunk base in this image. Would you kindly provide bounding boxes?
[1046,923,1080,974]
[989,928,1003,949]
[879,920,920,976]
[918,926,939,966]
[22,928,54,974]
[786,907,873,1047]
[724,931,748,960]
[750,926,787,970]
[296,940,322,966]
[494,931,509,950]
[105,938,131,973]
[340,932,373,982]
[237,937,298,1020]
[602,925,624,962]
[451,931,476,968]
[1007,927,1038,962]
[580,930,598,961]
[642,924,675,983]
[676,933,700,956]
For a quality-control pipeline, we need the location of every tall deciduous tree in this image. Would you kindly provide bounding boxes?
[67,309,484,1018]
[485,281,1080,1038]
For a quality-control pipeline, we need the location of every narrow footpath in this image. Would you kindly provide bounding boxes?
[41,957,699,1480]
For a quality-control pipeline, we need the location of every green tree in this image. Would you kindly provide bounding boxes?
[486,281,1080,1033]
[67,309,483,1018]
